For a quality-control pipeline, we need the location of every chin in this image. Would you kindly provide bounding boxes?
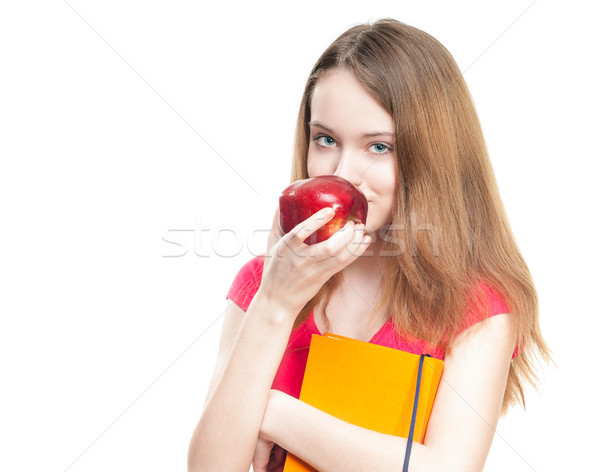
[365,221,379,236]
[366,218,390,237]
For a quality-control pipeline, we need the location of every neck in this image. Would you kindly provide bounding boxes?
[339,236,387,305]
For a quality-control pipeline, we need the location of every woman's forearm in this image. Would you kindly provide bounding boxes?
[187,291,296,472]
[262,391,436,472]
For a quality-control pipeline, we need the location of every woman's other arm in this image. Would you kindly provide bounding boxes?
[260,313,517,472]
[423,312,517,471]
[187,293,296,472]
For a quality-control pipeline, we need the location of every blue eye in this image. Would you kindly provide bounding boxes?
[313,135,336,147]
[370,143,392,154]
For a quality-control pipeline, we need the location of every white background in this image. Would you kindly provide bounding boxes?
[1,1,598,471]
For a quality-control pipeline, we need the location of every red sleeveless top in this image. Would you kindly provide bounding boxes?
[226,255,519,399]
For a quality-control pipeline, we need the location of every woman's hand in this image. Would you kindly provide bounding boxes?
[252,390,288,472]
[251,439,286,472]
[259,204,371,316]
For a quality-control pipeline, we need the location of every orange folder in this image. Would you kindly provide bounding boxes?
[282,332,444,472]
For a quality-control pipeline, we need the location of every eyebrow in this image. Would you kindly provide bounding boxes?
[308,121,393,138]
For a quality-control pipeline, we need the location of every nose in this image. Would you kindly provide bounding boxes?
[333,150,363,187]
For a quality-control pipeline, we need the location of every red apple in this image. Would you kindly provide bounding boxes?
[279,175,368,245]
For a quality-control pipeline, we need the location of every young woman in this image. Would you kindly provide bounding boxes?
[188,18,552,472]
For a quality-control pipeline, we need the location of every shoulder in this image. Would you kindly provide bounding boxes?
[460,281,510,333]
[225,255,265,311]
[234,254,265,281]
[455,280,521,359]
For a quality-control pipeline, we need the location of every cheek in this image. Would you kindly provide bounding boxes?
[384,180,397,215]
[307,149,334,178]
[370,168,397,219]
[306,156,316,178]
[371,163,396,196]
[306,149,315,177]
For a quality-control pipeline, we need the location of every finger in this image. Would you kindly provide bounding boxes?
[317,222,370,265]
[252,446,268,469]
[286,207,336,246]
[267,206,284,254]
[321,220,359,255]
[272,205,283,238]
[252,440,274,472]
[252,458,267,472]
[346,223,372,258]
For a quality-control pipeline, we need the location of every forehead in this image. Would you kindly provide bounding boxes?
[310,69,393,134]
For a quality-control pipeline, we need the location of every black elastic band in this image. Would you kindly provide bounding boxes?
[403,353,431,472]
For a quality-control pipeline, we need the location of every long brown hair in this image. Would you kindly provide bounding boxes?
[288,18,553,416]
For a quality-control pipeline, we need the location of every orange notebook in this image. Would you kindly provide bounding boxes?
[282,332,444,472]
